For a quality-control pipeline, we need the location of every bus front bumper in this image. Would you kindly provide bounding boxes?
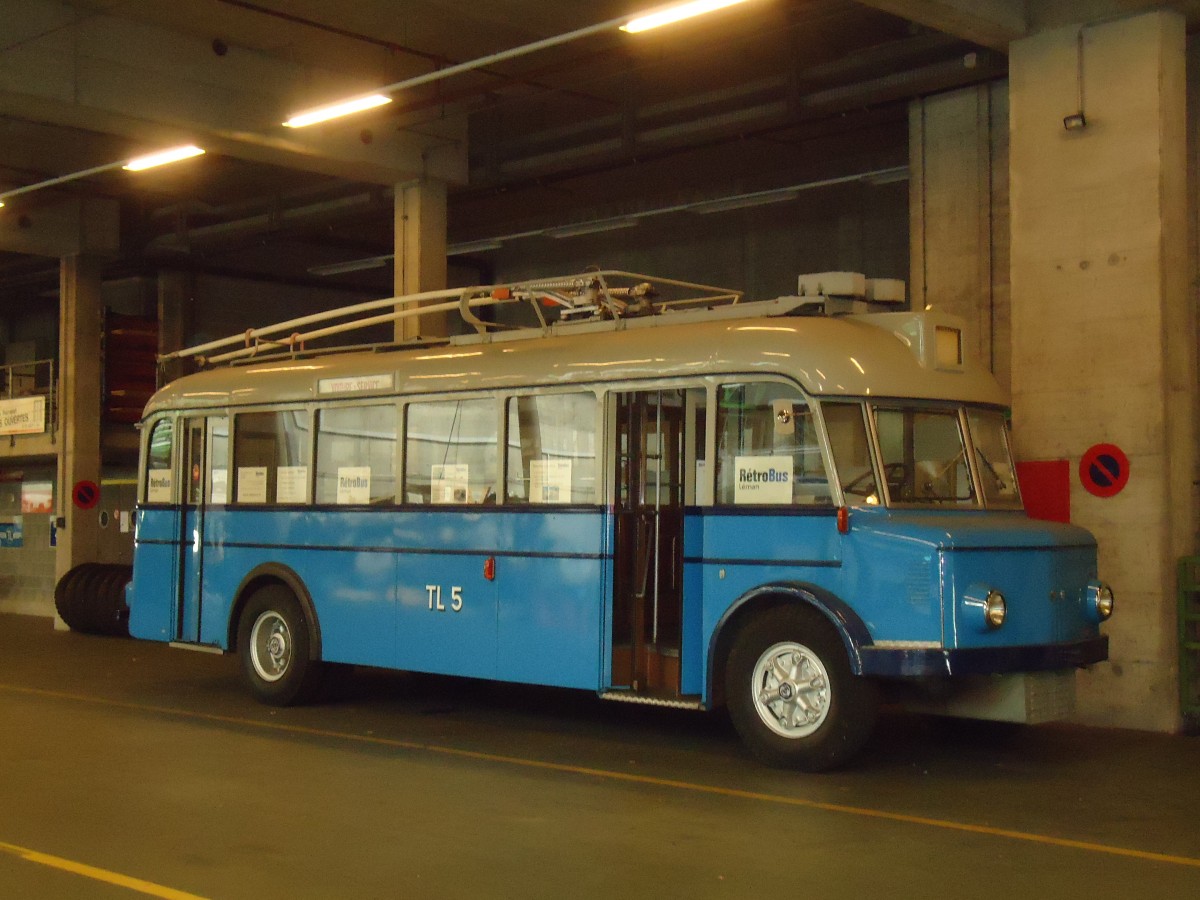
[858,634,1108,678]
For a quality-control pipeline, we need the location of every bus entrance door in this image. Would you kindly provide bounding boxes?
[612,390,694,697]
[174,416,209,643]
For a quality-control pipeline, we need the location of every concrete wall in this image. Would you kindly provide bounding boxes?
[910,83,1011,391]
[1008,12,1197,731]
[913,14,1200,734]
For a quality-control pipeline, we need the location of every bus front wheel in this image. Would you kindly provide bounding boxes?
[726,605,877,771]
[237,585,323,706]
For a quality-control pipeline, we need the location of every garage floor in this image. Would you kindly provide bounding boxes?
[1,613,1197,899]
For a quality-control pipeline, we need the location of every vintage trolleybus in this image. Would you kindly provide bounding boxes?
[126,271,1113,770]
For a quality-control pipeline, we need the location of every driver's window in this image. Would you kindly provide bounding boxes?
[874,407,975,506]
[822,402,878,505]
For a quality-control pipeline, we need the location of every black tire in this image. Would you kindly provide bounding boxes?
[236,585,324,706]
[725,605,878,771]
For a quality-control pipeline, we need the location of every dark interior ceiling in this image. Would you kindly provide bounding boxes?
[6,0,1169,309]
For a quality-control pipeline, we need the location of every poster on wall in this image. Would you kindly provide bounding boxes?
[21,481,53,514]
[0,517,23,548]
[0,396,46,436]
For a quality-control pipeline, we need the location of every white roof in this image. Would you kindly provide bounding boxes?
[144,304,1007,417]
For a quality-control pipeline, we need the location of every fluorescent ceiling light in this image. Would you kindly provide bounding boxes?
[284,94,392,128]
[307,253,395,276]
[862,167,908,186]
[621,0,752,33]
[689,189,799,214]
[447,239,504,256]
[123,145,206,171]
[546,218,640,238]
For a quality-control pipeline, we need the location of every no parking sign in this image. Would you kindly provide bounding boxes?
[1079,444,1129,498]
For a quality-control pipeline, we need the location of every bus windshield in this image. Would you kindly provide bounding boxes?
[823,401,1022,510]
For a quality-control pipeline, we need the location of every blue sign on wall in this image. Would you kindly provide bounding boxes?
[0,518,24,548]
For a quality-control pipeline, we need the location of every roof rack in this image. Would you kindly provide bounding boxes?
[161,270,743,368]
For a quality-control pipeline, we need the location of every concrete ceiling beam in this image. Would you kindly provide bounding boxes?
[0,0,466,187]
[854,1,1028,49]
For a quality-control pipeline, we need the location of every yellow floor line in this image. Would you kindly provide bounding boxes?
[0,840,209,900]
[5,682,1200,871]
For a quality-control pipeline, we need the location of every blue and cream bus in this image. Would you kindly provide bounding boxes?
[126,271,1113,770]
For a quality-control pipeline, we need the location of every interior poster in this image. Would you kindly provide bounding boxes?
[237,467,268,503]
[530,459,572,504]
[432,463,469,504]
[733,456,792,504]
[276,466,308,504]
[210,468,228,504]
[336,467,371,504]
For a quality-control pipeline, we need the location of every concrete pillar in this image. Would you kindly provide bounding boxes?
[910,83,1010,388]
[55,255,104,583]
[394,179,448,341]
[1009,11,1197,731]
[157,270,195,385]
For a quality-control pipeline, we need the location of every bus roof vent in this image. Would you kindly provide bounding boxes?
[796,272,906,316]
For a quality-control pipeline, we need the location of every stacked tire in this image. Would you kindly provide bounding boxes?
[54,563,132,637]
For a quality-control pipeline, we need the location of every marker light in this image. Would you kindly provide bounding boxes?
[283,94,392,128]
[122,145,205,171]
[621,0,752,33]
[1086,582,1115,623]
[984,590,1007,629]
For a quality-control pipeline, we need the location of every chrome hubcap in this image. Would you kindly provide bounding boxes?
[751,641,831,738]
[250,611,291,683]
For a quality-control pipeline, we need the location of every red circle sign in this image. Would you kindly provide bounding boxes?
[72,480,100,510]
[1079,444,1129,498]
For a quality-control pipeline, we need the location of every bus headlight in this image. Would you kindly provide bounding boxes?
[962,585,1007,632]
[1086,581,1115,623]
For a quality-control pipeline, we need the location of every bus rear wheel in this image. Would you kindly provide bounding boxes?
[237,585,323,706]
[726,605,877,771]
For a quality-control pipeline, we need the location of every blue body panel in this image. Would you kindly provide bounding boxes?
[131,505,608,691]
[130,501,1104,704]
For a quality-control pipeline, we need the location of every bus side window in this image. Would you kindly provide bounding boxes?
[405,399,497,505]
[232,410,311,505]
[506,393,597,505]
[715,383,831,505]
[144,418,174,503]
[316,404,397,505]
[208,417,229,504]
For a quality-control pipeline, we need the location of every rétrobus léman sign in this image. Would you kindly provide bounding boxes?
[0,396,46,436]
[733,456,792,504]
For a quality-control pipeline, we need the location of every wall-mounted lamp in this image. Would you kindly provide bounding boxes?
[1064,27,1088,132]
